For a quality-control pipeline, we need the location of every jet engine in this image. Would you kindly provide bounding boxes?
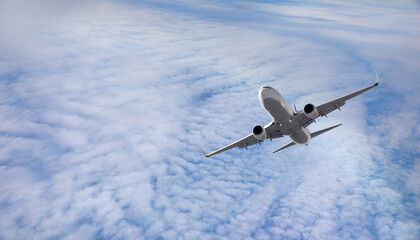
[252,125,267,141]
[304,103,318,119]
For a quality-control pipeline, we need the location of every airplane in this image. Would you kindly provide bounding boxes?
[201,75,379,157]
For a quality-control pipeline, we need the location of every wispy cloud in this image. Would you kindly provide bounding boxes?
[0,0,419,239]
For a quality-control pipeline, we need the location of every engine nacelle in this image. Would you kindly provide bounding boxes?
[304,103,318,119]
[252,125,267,141]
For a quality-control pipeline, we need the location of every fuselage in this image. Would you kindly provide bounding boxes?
[258,86,311,145]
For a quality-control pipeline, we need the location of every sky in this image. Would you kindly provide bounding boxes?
[0,0,419,239]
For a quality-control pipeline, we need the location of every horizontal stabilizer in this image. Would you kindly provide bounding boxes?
[311,123,342,138]
[272,123,342,154]
[273,141,296,153]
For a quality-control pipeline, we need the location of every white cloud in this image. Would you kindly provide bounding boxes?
[0,0,419,239]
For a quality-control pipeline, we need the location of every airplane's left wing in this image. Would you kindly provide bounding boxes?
[201,122,283,157]
[201,134,256,158]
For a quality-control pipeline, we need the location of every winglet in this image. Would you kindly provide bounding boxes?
[375,73,379,86]
[200,147,209,158]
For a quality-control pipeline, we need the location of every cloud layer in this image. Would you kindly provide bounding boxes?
[0,0,419,239]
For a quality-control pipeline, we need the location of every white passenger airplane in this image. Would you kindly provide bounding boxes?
[201,76,379,157]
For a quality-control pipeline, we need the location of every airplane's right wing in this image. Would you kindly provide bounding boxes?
[295,78,379,128]
[201,122,283,157]
[315,81,379,118]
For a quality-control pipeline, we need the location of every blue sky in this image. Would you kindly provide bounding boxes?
[0,0,419,239]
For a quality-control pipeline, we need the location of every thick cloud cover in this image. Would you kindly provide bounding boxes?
[0,0,419,239]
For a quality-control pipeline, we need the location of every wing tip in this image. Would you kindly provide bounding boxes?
[375,73,380,86]
[200,147,209,158]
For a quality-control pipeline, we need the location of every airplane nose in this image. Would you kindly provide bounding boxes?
[259,86,273,96]
[259,86,279,101]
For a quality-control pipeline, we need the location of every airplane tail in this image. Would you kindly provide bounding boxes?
[272,123,342,153]
[273,141,296,153]
[310,123,342,138]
